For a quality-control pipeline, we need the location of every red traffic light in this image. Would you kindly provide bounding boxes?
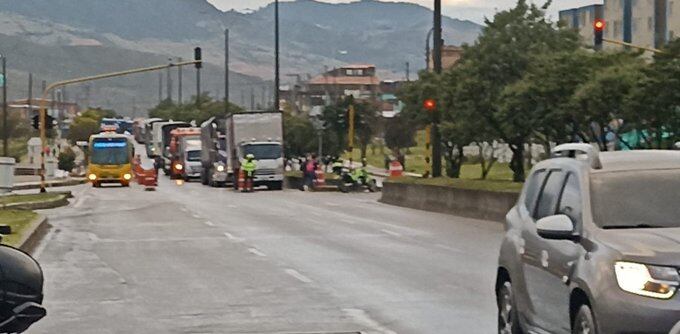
[594,19,606,31]
[423,99,436,111]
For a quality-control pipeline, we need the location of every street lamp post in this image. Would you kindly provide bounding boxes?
[274,0,280,112]
[1,55,7,157]
[225,28,230,114]
[431,0,443,177]
[178,57,183,103]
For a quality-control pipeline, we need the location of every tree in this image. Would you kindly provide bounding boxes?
[148,94,243,125]
[283,111,317,157]
[443,0,579,181]
[57,147,76,172]
[384,115,416,153]
[67,116,100,145]
[624,39,680,149]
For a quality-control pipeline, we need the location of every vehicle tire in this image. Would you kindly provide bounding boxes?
[92,182,99,188]
[497,281,523,334]
[121,182,130,187]
[368,180,379,193]
[201,170,209,185]
[269,181,283,191]
[572,304,597,334]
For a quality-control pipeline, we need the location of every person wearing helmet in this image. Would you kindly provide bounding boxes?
[242,153,257,192]
[332,157,344,175]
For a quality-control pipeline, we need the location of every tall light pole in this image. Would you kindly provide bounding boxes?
[425,27,434,71]
[166,58,173,102]
[1,55,7,157]
[225,28,230,113]
[431,0,443,177]
[178,57,183,103]
[274,0,280,112]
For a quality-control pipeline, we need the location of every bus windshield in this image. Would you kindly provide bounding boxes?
[91,139,129,165]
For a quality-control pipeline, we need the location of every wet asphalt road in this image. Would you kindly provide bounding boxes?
[29,176,504,334]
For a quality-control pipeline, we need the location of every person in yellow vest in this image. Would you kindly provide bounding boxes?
[242,154,257,192]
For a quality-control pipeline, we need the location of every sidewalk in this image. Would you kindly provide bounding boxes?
[11,176,86,191]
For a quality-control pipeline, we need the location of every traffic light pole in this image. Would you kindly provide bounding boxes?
[274,0,280,112]
[431,0,443,177]
[36,59,202,193]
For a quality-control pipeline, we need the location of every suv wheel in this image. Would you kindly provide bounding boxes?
[572,304,596,334]
[497,281,523,334]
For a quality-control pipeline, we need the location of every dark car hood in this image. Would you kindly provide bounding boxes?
[596,228,680,266]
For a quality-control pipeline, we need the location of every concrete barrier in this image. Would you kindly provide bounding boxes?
[380,181,519,222]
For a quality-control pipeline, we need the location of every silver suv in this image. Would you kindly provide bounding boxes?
[496,144,680,334]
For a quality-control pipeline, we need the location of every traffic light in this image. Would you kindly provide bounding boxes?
[594,19,606,50]
[194,47,202,69]
[31,114,55,130]
[423,99,436,111]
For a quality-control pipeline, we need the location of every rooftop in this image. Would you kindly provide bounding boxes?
[308,75,380,86]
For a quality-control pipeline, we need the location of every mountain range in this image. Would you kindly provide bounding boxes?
[0,0,482,115]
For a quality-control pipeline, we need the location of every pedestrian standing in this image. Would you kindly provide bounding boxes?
[301,154,318,191]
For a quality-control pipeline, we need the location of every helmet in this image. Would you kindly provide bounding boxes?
[246,154,255,160]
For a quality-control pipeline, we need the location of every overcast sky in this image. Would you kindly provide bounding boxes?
[207,0,603,23]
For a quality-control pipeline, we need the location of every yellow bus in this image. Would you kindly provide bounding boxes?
[87,132,134,187]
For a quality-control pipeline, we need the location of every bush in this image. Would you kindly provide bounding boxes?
[57,147,76,172]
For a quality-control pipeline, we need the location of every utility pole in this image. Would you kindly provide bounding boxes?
[166,58,173,102]
[250,87,255,110]
[274,0,280,112]
[1,55,7,157]
[158,72,163,103]
[225,28,230,113]
[28,73,33,117]
[178,57,183,103]
[406,61,410,81]
[431,0,443,177]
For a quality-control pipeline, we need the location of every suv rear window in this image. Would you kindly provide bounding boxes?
[591,169,680,228]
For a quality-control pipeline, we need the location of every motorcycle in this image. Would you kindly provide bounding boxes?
[338,166,379,193]
[0,244,46,333]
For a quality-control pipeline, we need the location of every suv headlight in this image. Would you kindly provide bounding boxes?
[614,262,680,299]
[216,164,225,172]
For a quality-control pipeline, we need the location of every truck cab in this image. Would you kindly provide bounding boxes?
[168,127,201,179]
[238,141,284,190]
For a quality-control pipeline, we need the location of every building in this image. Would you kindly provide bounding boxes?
[559,4,605,47]
[8,98,79,120]
[427,45,463,70]
[561,1,677,51]
[306,64,380,114]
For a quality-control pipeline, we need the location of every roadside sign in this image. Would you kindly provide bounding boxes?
[0,74,4,87]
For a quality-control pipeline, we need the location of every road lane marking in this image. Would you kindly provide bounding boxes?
[180,207,188,212]
[285,269,312,283]
[248,248,266,257]
[224,232,244,242]
[343,308,397,334]
[341,218,357,225]
[191,213,201,219]
[435,243,464,253]
[381,229,401,237]
[204,221,215,227]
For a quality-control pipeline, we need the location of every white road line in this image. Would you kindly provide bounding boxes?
[381,229,402,237]
[191,213,201,219]
[435,243,464,253]
[285,269,313,283]
[341,218,357,225]
[204,221,215,227]
[223,232,244,242]
[343,308,398,334]
[180,207,188,212]
[227,204,238,209]
[248,248,266,257]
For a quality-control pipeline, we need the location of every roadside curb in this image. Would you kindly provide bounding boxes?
[12,178,87,191]
[1,193,71,210]
[17,214,50,255]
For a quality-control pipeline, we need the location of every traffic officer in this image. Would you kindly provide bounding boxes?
[332,157,344,175]
[242,154,257,192]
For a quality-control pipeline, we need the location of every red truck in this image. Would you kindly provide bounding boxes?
[168,127,202,180]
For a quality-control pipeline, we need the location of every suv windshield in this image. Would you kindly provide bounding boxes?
[242,144,281,160]
[591,169,680,229]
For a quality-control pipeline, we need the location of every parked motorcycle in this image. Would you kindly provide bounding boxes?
[338,167,379,193]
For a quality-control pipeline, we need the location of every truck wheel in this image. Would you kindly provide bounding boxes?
[201,170,209,185]
[572,304,597,334]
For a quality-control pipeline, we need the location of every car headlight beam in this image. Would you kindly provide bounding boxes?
[216,164,225,172]
[88,174,97,181]
[615,261,679,299]
[123,173,132,181]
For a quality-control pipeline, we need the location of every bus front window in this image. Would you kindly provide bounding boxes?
[91,141,129,165]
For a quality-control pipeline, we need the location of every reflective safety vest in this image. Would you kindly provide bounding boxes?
[242,160,257,176]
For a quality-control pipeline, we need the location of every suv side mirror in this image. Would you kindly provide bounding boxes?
[536,214,575,240]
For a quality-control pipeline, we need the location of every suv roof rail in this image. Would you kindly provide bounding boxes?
[551,143,603,169]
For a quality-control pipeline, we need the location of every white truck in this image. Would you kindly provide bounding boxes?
[200,117,229,187]
[226,112,284,190]
[177,137,202,181]
[150,121,190,172]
